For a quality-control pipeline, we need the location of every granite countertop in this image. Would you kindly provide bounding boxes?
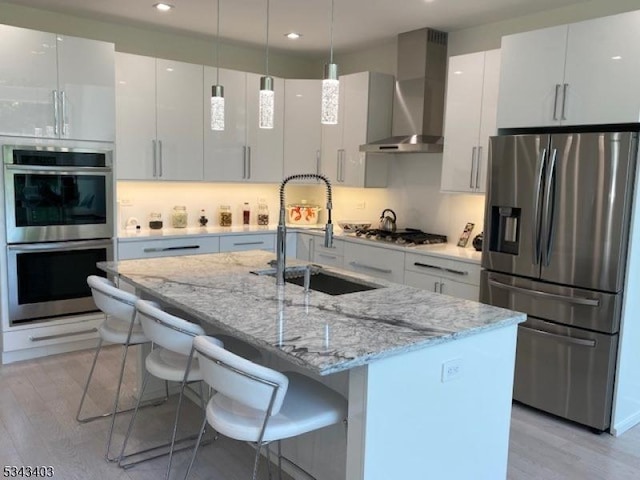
[118,225,482,264]
[99,250,523,376]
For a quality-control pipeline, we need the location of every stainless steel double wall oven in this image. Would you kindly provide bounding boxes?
[3,145,114,324]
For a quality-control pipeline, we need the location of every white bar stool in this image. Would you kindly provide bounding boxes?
[118,299,218,469]
[77,275,163,462]
[181,335,348,480]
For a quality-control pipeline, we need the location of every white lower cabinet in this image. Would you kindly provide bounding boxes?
[296,233,344,268]
[118,236,220,260]
[219,234,275,252]
[344,242,404,283]
[404,252,480,301]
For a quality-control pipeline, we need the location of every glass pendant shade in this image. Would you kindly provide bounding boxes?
[321,63,339,125]
[259,76,275,129]
[210,85,225,131]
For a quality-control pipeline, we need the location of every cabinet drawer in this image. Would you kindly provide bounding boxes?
[3,317,103,352]
[405,271,480,301]
[118,237,220,259]
[344,242,404,283]
[315,238,344,256]
[219,233,275,252]
[405,252,480,286]
[313,251,344,268]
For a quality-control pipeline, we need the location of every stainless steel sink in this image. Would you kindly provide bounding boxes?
[251,265,382,296]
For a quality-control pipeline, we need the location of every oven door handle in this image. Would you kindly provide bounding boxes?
[4,164,112,173]
[7,239,113,252]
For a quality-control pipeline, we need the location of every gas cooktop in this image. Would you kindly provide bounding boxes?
[352,228,447,247]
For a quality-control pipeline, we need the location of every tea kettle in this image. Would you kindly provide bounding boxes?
[379,209,397,233]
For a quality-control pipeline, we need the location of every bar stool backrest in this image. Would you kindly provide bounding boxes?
[194,335,289,416]
[88,275,138,322]
[136,300,205,355]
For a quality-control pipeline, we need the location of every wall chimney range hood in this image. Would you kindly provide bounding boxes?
[360,28,447,154]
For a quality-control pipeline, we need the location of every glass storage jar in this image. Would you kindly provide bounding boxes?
[257,203,269,225]
[219,205,232,226]
[171,206,188,228]
[149,212,163,230]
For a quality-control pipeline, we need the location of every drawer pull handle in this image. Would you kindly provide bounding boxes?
[233,241,265,246]
[317,253,337,259]
[348,261,392,274]
[414,262,468,276]
[143,245,201,253]
[29,328,98,342]
[519,325,596,348]
[488,278,600,306]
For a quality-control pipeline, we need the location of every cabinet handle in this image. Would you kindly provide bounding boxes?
[561,83,568,120]
[247,146,252,179]
[158,140,163,177]
[152,140,157,177]
[414,262,445,272]
[316,149,321,175]
[30,328,98,342]
[242,146,247,179]
[232,241,264,246]
[61,90,68,137]
[143,245,201,253]
[308,238,313,262]
[348,261,392,274]
[439,282,444,294]
[336,150,341,182]
[317,253,337,260]
[475,146,482,189]
[469,146,477,188]
[553,84,561,120]
[433,281,439,292]
[52,90,60,136]
[444,267,469,276]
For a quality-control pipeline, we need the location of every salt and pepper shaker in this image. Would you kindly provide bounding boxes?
[243,202,250,225]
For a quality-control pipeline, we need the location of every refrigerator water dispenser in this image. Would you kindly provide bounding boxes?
[490,206,520,255]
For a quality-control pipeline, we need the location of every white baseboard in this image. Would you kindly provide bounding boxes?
[2,338,97,364]
[611,410,640,437]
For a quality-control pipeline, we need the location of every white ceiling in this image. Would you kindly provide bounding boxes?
[6,0,590,55]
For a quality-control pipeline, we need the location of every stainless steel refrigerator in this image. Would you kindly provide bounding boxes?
[480,130,638,431]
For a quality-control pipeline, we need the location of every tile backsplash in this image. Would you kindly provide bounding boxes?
[117,154,485,246]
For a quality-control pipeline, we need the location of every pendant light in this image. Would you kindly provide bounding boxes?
[210,0,225,131]
[321,0,339,125]
[259,0,274,129]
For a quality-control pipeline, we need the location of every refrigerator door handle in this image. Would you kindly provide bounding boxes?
[519,324,596,348]
[488,278,600,307]
[532,148,546,265]
[542,148,558,266]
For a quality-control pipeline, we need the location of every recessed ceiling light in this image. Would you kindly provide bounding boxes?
[153,3,174,12]
[285,32,302,40]
[611,55,622,60]
[454,70,463,75]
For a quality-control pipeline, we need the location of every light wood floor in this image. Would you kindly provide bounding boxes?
[1,346,640,480]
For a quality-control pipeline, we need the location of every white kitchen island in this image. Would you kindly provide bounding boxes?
[99,250,524,480]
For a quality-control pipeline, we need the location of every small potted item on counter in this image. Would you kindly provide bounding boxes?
[219,205,232,226]
[199,209,208,227]
[286,200,321,225]
[242,202,250,225]
[257,203,269,225]
[149,212,163,230]
[171,205,188,228]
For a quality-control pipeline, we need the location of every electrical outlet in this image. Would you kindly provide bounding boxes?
[120,198,133,207]
[441,358,463,382]
[257,197,267,204]
[355,201,366,210]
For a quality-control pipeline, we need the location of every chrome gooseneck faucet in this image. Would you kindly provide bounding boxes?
[276,173,333,286]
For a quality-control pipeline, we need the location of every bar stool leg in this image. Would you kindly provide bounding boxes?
[183,415,208,480]
[105,340,133,461]
[76,337,104,423]
[118,369,151,466]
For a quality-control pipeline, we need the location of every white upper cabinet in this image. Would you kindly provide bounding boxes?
[497,10,640,128]
[283,79,322,178]
[204,68,247,182]
[116,53,203,181]
[0,24,115,142]
[441,49,500,193]
[156,58,204,181]
[321,71,393,188]
[203,70,283,183]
